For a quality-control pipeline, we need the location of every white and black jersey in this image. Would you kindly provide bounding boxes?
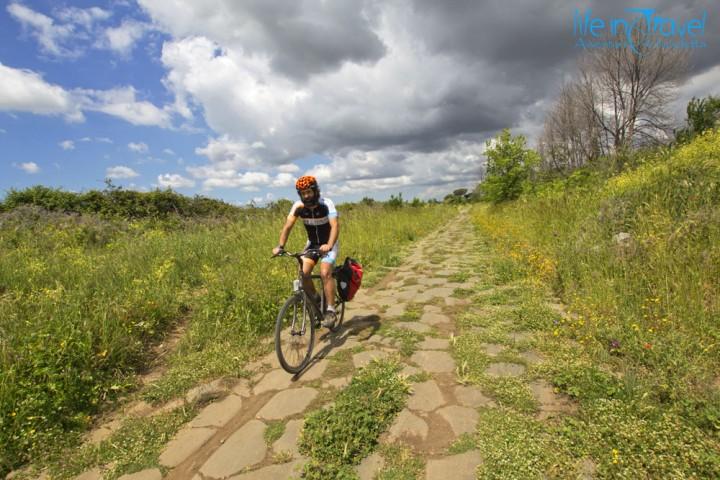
[288,197,338,246]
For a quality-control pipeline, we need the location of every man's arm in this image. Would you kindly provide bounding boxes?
[319,217,339,253]
[273,215,297,255]
[278,215,297,247]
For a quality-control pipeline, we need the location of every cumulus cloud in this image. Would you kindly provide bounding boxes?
[156,173,195,188]
[163,148,175,155]
[106,165,139,179]
[0,63,174,127]
[0,62,82,121]
[59,140,75,150]
[79,87,171,127]
[128,141,149,153]
[14,162,40,174]
[7,3,77,57]
[103,20,149,55]
[8,3,153,59]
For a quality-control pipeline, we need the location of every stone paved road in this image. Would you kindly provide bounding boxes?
[71,208,579,480]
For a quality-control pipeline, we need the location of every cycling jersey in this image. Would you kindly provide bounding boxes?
[288,197,338,246]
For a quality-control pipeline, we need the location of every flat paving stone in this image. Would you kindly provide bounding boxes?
[508,331,533,342]
[232,379,251,397]
[228,460,304,480]
[520,350,545,365]
[417,277,447,286]
[436,406,479,436]
[445,297,469,307]
[74,468,102,480]
[396,322,432,333]
[297,359,329,382]
[481,343,505,356]
[408,380,446,412]
[418,338,450,350]
[420,312,451,326]
[388,409,428,441]
[189,394,243,428]
[199,420,267,478]
[326,376,351,389]
[346,308,378,319]
[118,469,161,480]
[353,350,388,368]
[423,304,443,313]
[484,362,526,378]
[159,427,216,468]
[529,379,578,419]
[426,451,483,480]
[453,385,496,408]
[385,303,407,317]
[400,365,422,377]
[411,351,455,373]
[272,419,303,458]
[253,369,294,395]
[257,387,318,420]
[357,452,384,480]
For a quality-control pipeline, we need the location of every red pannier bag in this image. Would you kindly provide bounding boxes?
[337,257,363,301]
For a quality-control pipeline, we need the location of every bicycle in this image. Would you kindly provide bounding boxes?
[272,248,346,374]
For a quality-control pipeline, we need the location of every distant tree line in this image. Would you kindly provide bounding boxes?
[0,182,240,219]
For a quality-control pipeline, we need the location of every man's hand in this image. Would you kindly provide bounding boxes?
[272,246,285,256]
[319,244,331,254]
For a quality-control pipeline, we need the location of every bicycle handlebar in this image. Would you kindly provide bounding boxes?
[270,248,323,260]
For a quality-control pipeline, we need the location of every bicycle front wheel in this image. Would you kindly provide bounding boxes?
[275,293,315,374]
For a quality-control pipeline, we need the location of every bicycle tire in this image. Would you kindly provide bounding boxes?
[275,293,315,373]
[328,294,346,332]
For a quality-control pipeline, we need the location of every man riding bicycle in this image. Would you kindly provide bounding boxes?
[272,175,340,328]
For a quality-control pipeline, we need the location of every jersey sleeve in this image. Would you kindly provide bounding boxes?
[289,200,303,217]
[324,198,338,218]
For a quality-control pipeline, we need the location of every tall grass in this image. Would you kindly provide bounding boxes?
[471,128,720,434]
[0,202,448,475]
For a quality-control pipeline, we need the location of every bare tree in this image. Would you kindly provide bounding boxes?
[576,26,688,152]
[539,82,602,172]
[539,22,688,173]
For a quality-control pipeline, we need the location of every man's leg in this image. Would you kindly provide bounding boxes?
[301,257,317,298]
[320,261,335,309]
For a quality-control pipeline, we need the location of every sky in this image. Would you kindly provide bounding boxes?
[1,0,718,206]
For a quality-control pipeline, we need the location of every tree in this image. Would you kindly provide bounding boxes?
[575,25,687,154]
[539,20,689,174]
[538,83,602,173]
[481,129,539,203]
[675,95,720,143]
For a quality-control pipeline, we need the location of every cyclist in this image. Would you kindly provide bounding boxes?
[272,175,340,328]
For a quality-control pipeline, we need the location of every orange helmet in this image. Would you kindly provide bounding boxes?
[295,175,318,191]
[295,175,320,206]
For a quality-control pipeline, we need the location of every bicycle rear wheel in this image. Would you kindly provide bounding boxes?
[329,294,346,333]
[275,293,315,373]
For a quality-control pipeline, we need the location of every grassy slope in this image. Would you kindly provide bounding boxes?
[468,128,720,477]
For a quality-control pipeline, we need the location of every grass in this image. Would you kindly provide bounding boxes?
[40,406,196,480]
[298,360,410,479]
[377,325,424,357]
[264,421,285,446]
[376,443,424,480]
[461,130,720,478]
[0,202,449,476]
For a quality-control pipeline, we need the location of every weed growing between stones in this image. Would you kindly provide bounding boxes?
[298,360,410,478]
[376,442,424,480]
